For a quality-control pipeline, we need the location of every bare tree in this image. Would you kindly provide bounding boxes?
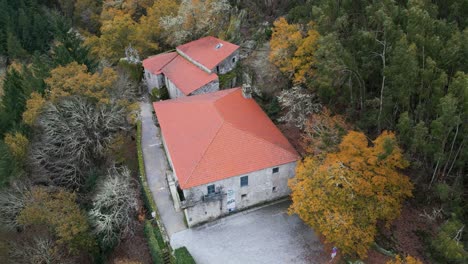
[0,182,31,230]
[88,165,138,248]
[9,235,71,264]
[277,86,322,129]
[30,97,129,189]
[160,0,232,45]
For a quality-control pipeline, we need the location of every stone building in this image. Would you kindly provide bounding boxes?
[153,88,299,227]
[142,36,240,99]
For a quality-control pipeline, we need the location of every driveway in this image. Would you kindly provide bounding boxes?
[171,200,328,264]
[140,100,187,236]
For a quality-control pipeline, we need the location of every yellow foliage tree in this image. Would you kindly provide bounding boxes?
[134,0,179,55]
[386,255,423,264]
[289,131,413,258]
[4,132,29,162]
[95,9,138,63]
[22,92,46,126]
[17,187,96,253]
[46,62,117,104]
[269,17,320,84]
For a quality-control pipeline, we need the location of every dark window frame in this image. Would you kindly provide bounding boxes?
[207,184,215,195]
[272,167,279,173]
[240,176,248,187]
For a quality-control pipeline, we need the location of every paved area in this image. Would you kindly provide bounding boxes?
[171,200,327,264]
[140,100,187,236]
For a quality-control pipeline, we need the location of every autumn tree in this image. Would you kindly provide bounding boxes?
[134,0,179,54]
[269,17,320,84]
[45,62,117,104]
[18,187,96,253]
[302,108,349,155]
[22,92,46,126]
[386,255,423,264]
[289,131,413,258]
[160,0,232,46]
[4,132,29,162]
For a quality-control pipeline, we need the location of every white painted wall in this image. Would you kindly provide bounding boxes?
[181,162,297,227]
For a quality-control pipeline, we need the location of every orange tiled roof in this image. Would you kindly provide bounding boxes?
[142,52,178,74]
[176,36,239,71]
[161,55,218,96]
[153,88,299,189]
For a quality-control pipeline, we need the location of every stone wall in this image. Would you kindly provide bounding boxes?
[166,76,186,99]
[181,161,297,227]
[214,50,240,74]
[190,79,220,96]
[144,70,164,93]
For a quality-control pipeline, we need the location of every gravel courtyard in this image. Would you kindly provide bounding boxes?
[170,200,328,264]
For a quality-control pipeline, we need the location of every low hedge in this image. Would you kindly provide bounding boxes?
[144,220,164,264]
[174,247,196,264]
[136,120,158,214]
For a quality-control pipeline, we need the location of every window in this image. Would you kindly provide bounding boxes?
[207,184,215,195]
[216,66,220,73]
[232,57,236,63]
[241,194,247,199]
[240,176,248,187]
[272,187,277,192]
[272,167,279,173]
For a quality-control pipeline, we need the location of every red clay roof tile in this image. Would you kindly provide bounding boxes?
[153,88,299,189]
[161,55,218,95]
[176,36,240,71]
[142,52,178,74]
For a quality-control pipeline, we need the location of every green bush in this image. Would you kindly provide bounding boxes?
[150,86,170,102]
[144,220,164,264]
[118,60,143,82]
[431,218,468,263]
[174,247,196,264]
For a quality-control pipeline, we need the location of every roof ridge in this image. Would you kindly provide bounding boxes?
[160,53,179,71]
[212,88,297,156]
[183,106,225,187]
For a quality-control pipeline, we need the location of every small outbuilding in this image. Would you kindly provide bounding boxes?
[143,36,240,99]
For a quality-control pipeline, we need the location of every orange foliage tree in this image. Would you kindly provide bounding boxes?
[269,17,320,84]
[386,255,423,264]
[289,131,413,258]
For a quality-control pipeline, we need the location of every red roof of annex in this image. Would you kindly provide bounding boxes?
[161,55,218,95]
[142,52,177,74]
[153,88,299,189]
[176,36,240,71]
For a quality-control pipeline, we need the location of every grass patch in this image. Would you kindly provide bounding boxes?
[174,247,196,264]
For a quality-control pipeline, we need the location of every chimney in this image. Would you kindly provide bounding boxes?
[242,84,252,99]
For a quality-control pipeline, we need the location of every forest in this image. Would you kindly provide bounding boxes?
[0,0,466,263]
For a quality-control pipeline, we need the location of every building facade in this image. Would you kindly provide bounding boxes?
[143,37,240,99]
[154,88,299,227]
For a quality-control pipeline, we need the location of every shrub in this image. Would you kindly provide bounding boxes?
[174,247,196,264]
[150,86,169,102]
[118,60,143,82]
[431,218,468,263]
